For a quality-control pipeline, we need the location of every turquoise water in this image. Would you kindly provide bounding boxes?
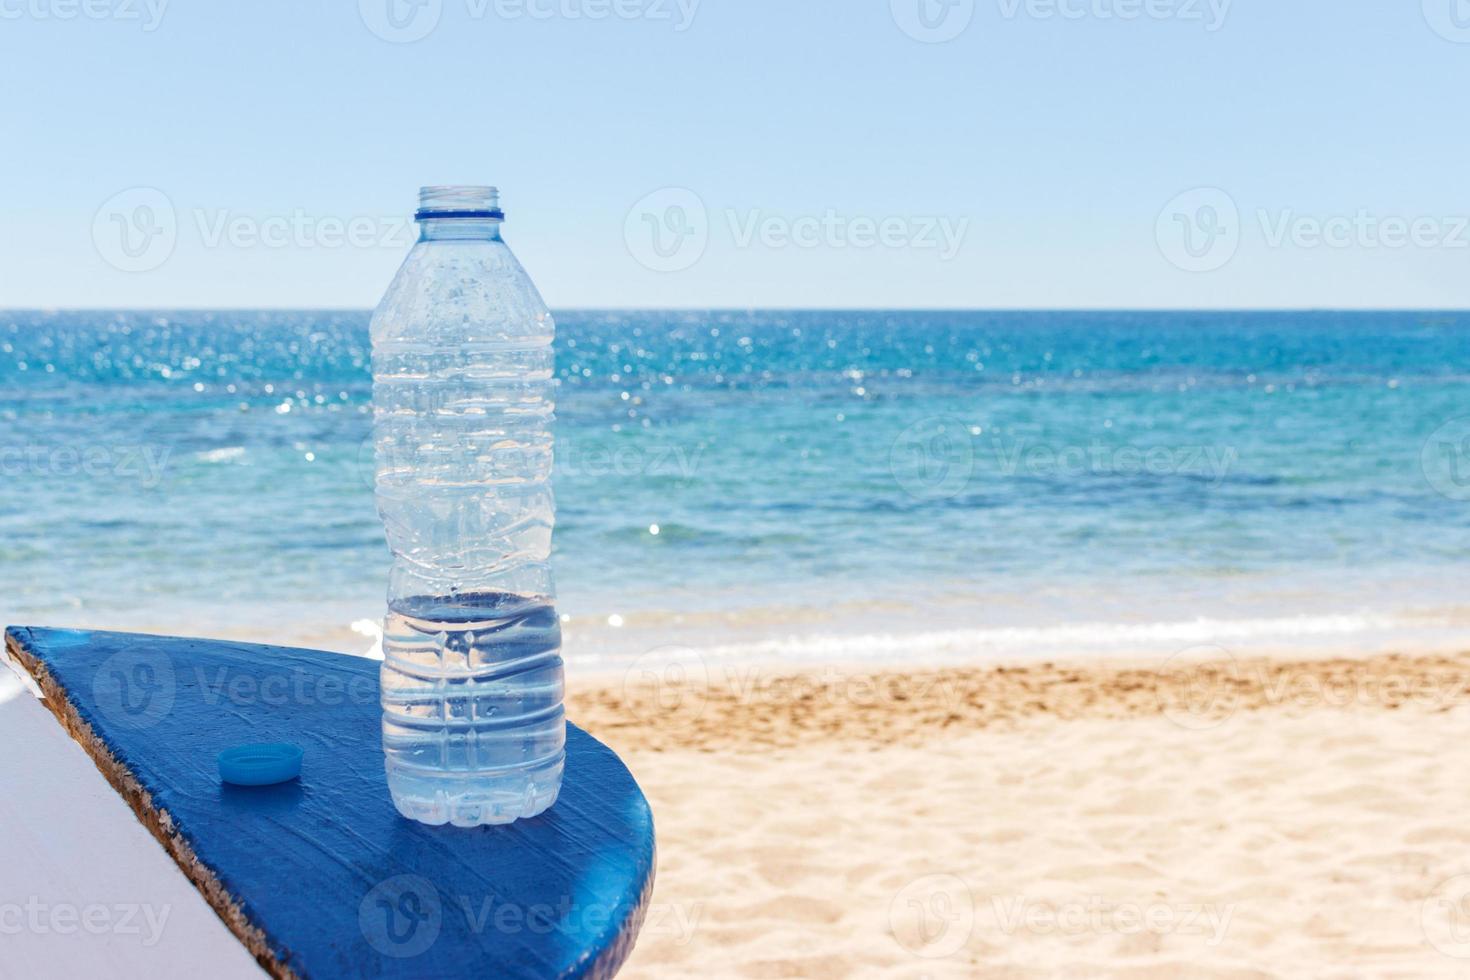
[4,310,1470,664]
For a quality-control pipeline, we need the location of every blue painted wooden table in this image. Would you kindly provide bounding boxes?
[3,626,655,980]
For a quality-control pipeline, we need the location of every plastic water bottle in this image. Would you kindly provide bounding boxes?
[370,185,564,827]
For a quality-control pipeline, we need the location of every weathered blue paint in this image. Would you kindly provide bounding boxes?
[4,626,655,980]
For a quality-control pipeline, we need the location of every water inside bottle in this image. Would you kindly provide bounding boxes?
[380,590,565,826]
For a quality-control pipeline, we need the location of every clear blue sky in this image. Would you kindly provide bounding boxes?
[2,0,1467,309]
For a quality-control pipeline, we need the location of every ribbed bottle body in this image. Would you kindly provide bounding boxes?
[370,188,563,826]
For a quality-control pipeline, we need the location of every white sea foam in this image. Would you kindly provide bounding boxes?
[660,612,1448,667]
[350,618,385,660]
[195,446,246,463]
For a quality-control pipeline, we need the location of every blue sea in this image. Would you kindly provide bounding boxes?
[4,310,1470,667]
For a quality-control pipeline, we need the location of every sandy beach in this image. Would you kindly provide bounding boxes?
[570,650,1470,978]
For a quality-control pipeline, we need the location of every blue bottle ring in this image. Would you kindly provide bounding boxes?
[413,208,505,221]
[218,743,304,786]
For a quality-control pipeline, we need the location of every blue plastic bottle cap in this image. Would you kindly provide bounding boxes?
[218,743,303,786]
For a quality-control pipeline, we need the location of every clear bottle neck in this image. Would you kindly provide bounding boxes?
[417,217,503,241]
[414,185,504,241]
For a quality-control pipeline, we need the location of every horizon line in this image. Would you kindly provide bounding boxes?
[4,306,1470,315]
